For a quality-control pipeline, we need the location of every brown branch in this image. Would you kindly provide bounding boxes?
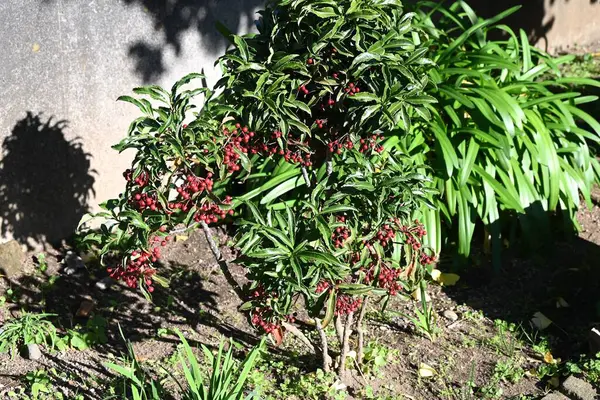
[301,166,311,188]
[200,221,245,301]
[335,315,344,345]
[357,297,368,365]
[281,322,315,354]
[315,318,332,373]
[338,312,354,376]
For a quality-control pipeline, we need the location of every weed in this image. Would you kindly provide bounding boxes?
[361,341,398,376]
[488,320,519,358]
[0,312,60,358]
[493,359,525,384]
[66,314,108,351]
[35,253,48,273]
[105,326,264,400]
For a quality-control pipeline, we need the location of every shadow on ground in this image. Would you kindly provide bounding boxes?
[0,112,96,249]
[443,232,600,361]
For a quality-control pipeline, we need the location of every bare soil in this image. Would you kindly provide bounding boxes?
[1,203,599,399]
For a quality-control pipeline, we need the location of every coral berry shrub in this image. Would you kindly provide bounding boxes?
[77,0,439,376]
[236,149,436,374]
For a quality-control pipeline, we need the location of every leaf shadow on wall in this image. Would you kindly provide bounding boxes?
[0,112,96,249]
[122,0,264,83]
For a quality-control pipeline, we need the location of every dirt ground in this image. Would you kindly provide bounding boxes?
[0,201,599,399]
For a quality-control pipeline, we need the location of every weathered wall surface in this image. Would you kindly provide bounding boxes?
[465,0,600,52]
[1,0,599,248]
[0,0,261,248]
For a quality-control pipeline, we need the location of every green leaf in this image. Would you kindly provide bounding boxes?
[260,175,306,204]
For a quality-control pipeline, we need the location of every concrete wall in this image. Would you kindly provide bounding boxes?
[465,0,600,53]
[0,0,262,248]
[1,0,599,248]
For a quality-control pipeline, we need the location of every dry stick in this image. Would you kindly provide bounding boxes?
[356,297,368,365]
[281,321,316,354]
[335,315,344,345]
[199,221,245,301]
[301,166,311,188]
[315,318,332,373]
[201,223,320,356]
[338,312,354,376]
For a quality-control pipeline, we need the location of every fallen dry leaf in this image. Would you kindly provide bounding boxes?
[418,363,436,378]
[431,269,460,286]
[531,312,552,330]
[556,297,569,308]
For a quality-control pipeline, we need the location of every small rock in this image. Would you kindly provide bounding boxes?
[0,240,25,279]
[589,327,600,355]
[95,277,115,291]
[26,343,42,360]
[542,391,570,400]
[63,251,85,275]
[561,375,597,400]
[443,309,459,322]
[76,299,95,317]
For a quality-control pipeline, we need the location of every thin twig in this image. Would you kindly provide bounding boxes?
[301,166,311,188]
[335,315,344,345]
[200,221,245,301]
[338,312,354,376]
[200,221,222,260]
[357,297,368,365]
[168,222,199,235]
[281,322,315,354]
[315,318,332,373]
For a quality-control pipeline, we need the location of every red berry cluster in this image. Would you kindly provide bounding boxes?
[363,264,403,296]
[344,82,360,96]
[335,294,362,316]
[315,119,326,129]
[150,233,170,248]
[358,135,385,153]
[123,169,150,188]
[193,198,233,223]
[251,307,280,334]
[376,224,395,247]
[298,85,310,95]
[332,216,350,248]
[326,139,353,155]
[223,123,313,169]
[315,280,331,294]
[401,223,425,251]
[130,192,161,212]
[107,247,161,292]
[177,173,214,197]
[420,252,436,265]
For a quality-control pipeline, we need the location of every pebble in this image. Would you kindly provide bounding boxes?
[63,251,85,275]
[443,309,459,322]
[589,327,600,354]
[26,343,42,360]
[76,299,95,317]
[95,277,115,291]
[561,375,597,400]
[541,392,569,400]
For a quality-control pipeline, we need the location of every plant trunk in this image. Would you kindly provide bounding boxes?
[281,322,315,354]
[335,315,344,344]
[315,318,331,373]
[357,297,368,365]
[338,312,354,376]
[301,166,311,188]
[200,221,245,301]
